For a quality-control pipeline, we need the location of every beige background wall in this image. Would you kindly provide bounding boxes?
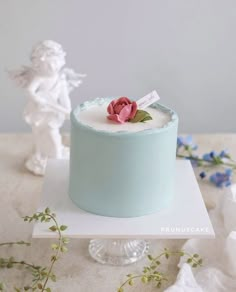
[0,0,235,132]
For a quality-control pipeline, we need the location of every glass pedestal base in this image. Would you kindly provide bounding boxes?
[88,239,149,266]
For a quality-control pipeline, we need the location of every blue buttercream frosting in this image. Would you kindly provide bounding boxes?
[69,98,178,218]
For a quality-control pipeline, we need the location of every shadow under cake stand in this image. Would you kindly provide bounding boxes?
[32,160,215,266]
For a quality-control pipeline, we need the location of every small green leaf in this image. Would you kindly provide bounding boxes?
[51,244,58,250]
[51,255,58,262]
[62,237,70,244]
[126,274,133,278]
[46,288,51,292]
[50,274,56,282]
[60,225,67,231]
[61,246,68,253]
[128,279,134,286]
[141,115,152,122]
[147,254,153,261]
[193,254,199,258]
[49,225,57,232]
[143,266,150,272]
[45,207,50,214]
[129,110,152,123]
[37,283,42,289]
[141,276,148,283]
[117,288,124,292]
[7,263,13,268]
[187,258,192,263]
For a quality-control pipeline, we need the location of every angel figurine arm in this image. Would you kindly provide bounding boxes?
[62,68,86,94]
[57,68,86,115]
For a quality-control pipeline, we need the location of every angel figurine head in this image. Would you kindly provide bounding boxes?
[31,40,66,76]
[9,40,86,175]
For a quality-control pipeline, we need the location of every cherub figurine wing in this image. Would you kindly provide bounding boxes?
[62,68,86,93]
[8,66,34,88]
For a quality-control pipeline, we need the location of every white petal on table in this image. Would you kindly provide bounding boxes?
[166,184,236,292]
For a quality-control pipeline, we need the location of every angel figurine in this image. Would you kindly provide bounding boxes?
[9,40,86,175]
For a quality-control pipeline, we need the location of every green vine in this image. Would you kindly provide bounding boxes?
[0,241,30,247]
[117,248,202,291]
[0,208,69,292]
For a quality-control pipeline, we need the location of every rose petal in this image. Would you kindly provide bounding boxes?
[107,99,118,114]
[111,100,118,106]
[107,102,115,114]
[119,104,132,122]
[114,103,126,114]
[129,101,138,119]
[107,114,125,124]
[118,97,131,105]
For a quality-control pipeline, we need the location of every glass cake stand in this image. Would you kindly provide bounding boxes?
[88,239,149,265]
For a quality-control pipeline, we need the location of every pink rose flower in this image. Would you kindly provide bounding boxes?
[107,97,138,124]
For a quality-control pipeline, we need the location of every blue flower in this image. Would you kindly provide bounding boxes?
[203,151,216,162]
[203,150,231,162]
[199,171,206,179]
[219,150,230,159]
[177,137,184,148]
[177,135,198,150]
[209,169,232,187]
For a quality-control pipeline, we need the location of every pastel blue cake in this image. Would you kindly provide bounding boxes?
[69,97,178,217]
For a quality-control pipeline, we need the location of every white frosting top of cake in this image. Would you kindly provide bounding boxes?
[75,101,171,133]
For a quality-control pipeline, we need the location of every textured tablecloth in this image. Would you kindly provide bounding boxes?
[0,134,235,292]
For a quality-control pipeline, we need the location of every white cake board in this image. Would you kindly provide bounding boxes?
[32,160,215,239]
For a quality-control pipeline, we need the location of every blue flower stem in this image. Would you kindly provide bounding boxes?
[176,154,236,169]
